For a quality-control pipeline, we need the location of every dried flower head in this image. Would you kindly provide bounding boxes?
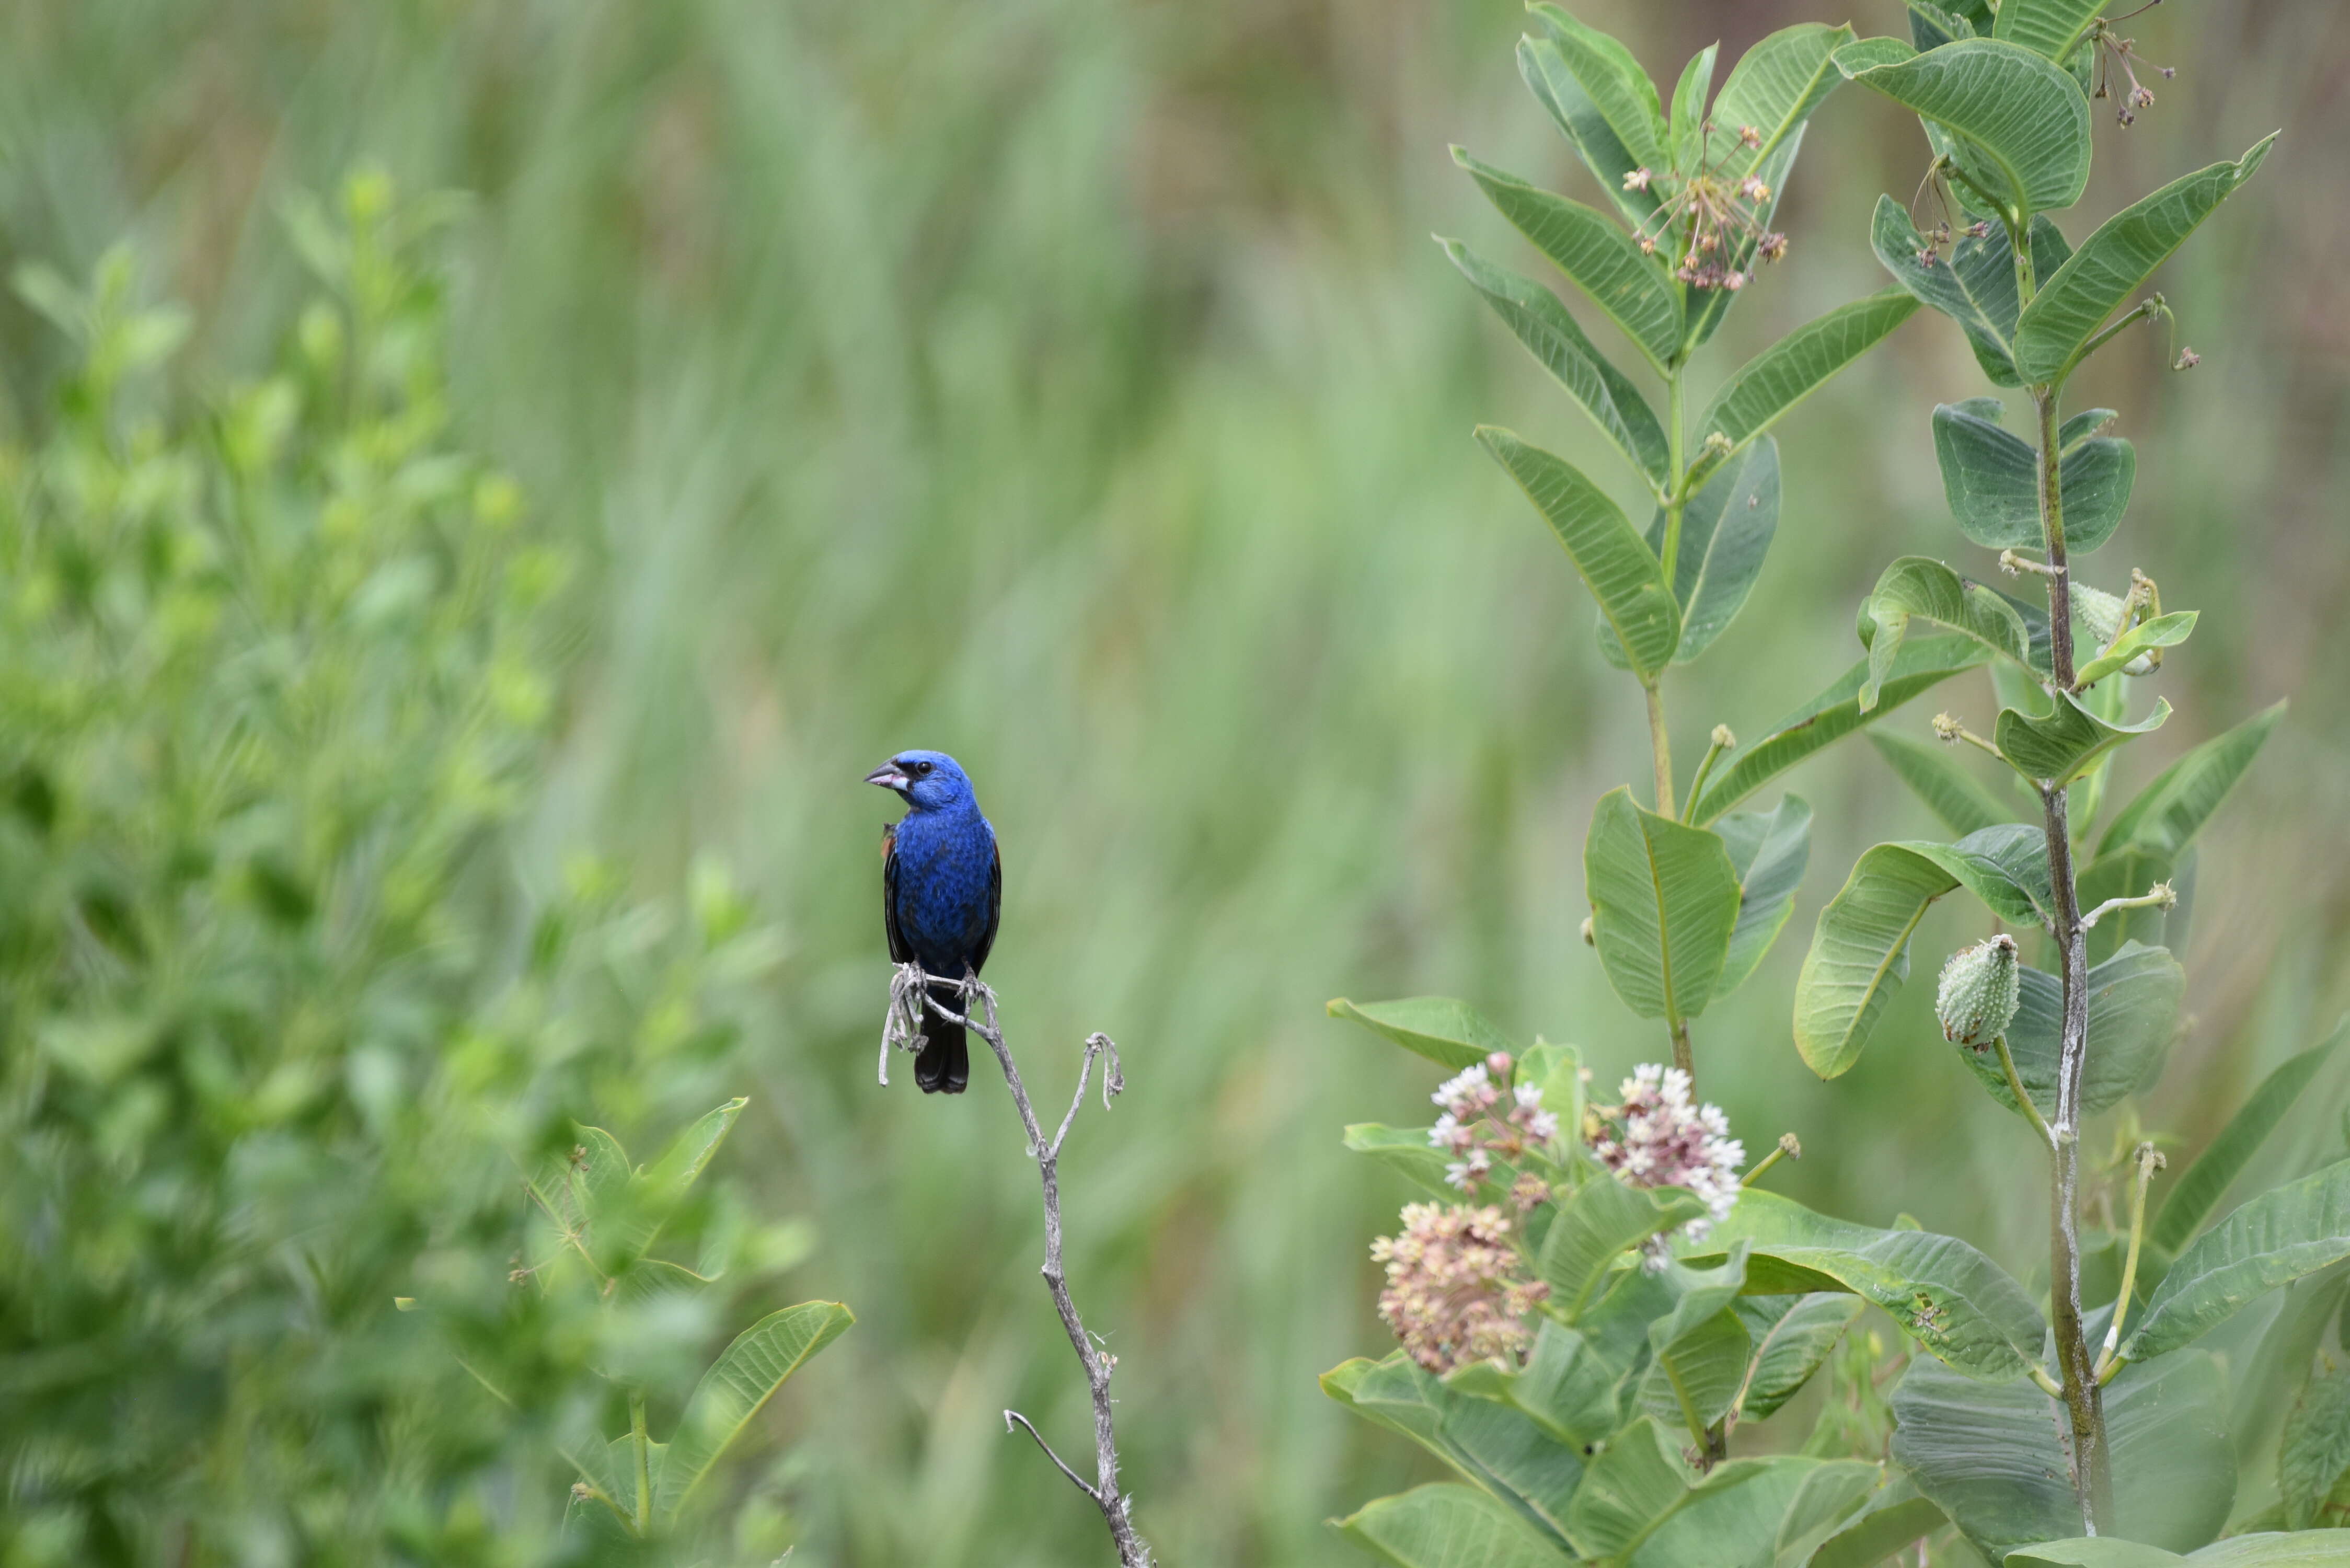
[1588,1064,1744,1267]
[1626,122,1790,291]
[2088,8,2176,128]
[1371,1203,1551,1371]
[2174,347,2201,371]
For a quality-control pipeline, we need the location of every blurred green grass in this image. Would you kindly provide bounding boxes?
[5,0,2349,1561]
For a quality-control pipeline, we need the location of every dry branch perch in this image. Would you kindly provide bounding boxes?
[890,965,1154,1566]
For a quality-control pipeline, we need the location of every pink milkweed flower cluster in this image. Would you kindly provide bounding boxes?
[1428,1051,1559,1196]
[1588,1064,1744,1269]
[1370,1202,1551,1373]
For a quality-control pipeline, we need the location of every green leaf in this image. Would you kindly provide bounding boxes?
[1714,794,1812,997]
[1442,238,1671,486]
[616,1256,721,1307]
[1929,398,2136,552]
[528,1126,639,1273]
[2188,1537,2350,1565]
[1627,1457,1839,1567]
[2099,700,2286,858]
[1456,152,1682,369]
[1834,39,2091,218]
[1479,428,1681,677]
[1868,730,2010,837]
[1735,1291,1862,1421]
[2151,1021,2349,1256]
[1793,825,2055,1078]
[1668,44,1717,174]
[1703,23,1856,180]
[1997,691,2170,785]
[1691,290,1921,465]
[1638,1246,1754,1433]
[1539,1173,1708,1318]
[632,1097,746,1244]
[1959,942,2185,1122]
[1690,634,1993,825]
[1526,6,1669,178]
[1869,199,2073,385]
[1858,557,2036,710]
[1327,995,1514,1071]
[2014,134,2279,385]
[1890,1349,2235,1557]
[1564,1416,1691,1560]
[2024,1541,2350,1568]
[2076,611,2196,688]
[1991,0,2106,64]
[1333,1354,1585,1542]
[1805,1493,1951,1568]
[1656,436,1782,665]
[1907,1,1980,49]
[654,1300,853,1520]
[2005,1542,2184,1567]
[1335,1482,1576,1568]
[2125,1159,2350,1363]
[1705,1190,2048,1381]
[1602,437,1781,671]
[1445,1320,1623,1449]
[1585,787,1743,1022]
[2222,1263,2350,1480]
[1765,1461,1881,1566]
[1343,1124,1460,1201]
[2282,1366,2350,1530]
[1576,1264,1687,1387]
[1517,39,1663,231]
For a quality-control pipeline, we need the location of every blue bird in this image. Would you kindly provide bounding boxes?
[867,750,1000,1094]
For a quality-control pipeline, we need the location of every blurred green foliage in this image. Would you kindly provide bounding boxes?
[3,1,2348,1563]
[1,179,821,1564]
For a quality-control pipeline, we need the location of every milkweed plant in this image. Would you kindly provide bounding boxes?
[1325,4,2350,1562]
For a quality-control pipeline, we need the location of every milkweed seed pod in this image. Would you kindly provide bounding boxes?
[1937,933,2021,1048]
[2074,583,2130,647]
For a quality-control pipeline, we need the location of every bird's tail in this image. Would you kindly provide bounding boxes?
[915,983,971,1094]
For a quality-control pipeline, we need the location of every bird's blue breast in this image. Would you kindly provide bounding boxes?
[891,806,996,970]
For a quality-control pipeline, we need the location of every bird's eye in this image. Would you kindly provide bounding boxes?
[912,760,933,776]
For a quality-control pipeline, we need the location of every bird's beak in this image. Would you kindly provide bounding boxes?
[865,762,911,791]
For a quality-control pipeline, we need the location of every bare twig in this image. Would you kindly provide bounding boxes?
[903,966,1154,1566]
[1003,1410,1098,1496]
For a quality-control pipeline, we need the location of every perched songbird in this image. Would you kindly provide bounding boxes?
[868,750,1000,1094]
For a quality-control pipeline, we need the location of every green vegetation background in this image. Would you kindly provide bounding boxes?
[4,0,2347,1562]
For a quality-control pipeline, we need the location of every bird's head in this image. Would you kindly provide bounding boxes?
[864,750,974,812]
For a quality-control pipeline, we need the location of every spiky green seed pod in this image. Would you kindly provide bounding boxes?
[2073,584,2129,647]
[1937,933,2021,1048]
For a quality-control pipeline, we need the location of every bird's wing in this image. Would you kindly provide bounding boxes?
[881,823,912,964]
[971,838,1002,974]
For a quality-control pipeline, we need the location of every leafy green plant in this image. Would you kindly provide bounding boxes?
[0,175,837,1567]
[406,1100,851,1552]
[1324,4,2350,1563]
